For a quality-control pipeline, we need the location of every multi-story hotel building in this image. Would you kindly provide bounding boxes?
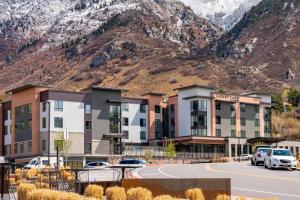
[1,83,299,165]
[172,84,272,157]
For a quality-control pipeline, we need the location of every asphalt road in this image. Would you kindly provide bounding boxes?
[135,162,300,200]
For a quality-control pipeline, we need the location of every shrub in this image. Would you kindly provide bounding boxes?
[215,194,230,200]
[28,189,82,200]
[27,168,38,178]
[185,188,205,200]
[35,182,50,189]
[17,183,36,200]
[154,195,174,200]
[127,187,152,200]
[84,184,104,200]
[106,187,126,200]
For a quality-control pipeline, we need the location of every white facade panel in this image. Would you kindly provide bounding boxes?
[178,87,214,137]
[40,100,84,133]
[122,102,147,143]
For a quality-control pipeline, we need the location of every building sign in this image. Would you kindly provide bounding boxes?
[213,94,240,102]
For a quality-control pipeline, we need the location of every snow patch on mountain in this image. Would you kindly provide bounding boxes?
[180,0,262,30]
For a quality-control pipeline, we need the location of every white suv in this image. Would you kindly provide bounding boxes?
[251,147,272,165]
[264,149,297,170]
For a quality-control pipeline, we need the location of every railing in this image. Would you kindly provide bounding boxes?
[123,146,224,160]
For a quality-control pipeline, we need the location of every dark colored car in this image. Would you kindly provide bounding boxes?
[119,159,146,165]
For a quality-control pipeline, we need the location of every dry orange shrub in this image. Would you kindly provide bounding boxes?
[17,183,36,200]
[105,186,126,200]
[84,184,104,200]
[127,187,152,200]
[185,188,205,200]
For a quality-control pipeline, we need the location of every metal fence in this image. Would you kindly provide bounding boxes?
[123,146,224,160]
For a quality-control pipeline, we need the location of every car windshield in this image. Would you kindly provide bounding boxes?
[28,159,37,165]
[273,150,292,156]
[258,148,270,153]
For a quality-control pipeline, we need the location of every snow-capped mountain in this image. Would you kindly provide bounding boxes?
[180,0,262,30]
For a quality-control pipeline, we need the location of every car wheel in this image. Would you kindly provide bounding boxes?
[255,159,258,166]
[251,159,254,165]
[264,161,267,168]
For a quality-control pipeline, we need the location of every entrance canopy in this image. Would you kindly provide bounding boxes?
[247,137,286,145]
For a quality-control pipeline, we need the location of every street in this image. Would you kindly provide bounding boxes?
[136,162,300,200]
[80,162,300,200]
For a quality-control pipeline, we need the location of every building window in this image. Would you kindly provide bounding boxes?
[230,104,235,111]
[5,145,10,156]
[198,115,207,126]
[231,130,236,137]
[54,101,63,112]
[191,101,198,112]
[140,118,146,127]
[85,104,91,114]
[109,105,121,118]
[122,131,129,139]
[14,143,18,154]
[122,103,129,112]
[155,105,161,113]
[155,119,161,129]
[241,130,246,138]
[20,106,25,115]
[216,116,221,125]
[85,121,92,129]
[240,104,246,112]
[84,143,92,154]
[122,118,129,126]
[170,104,175,112]
[54,117,63,128]
[198,100,207,112]
[192,128,207,136]
[19,121,25,130]
[240,117,246,126]
[231,117,236,125]
[4,126,8,135]
[42,102,47,112]
[42,117,47,129]
[28,141,32,153]
[42,140,47,152]
[109,121,121,134]
[28,104,32,114]
[255,131,260,138]
[28,119,32,130]
[216,129,222,137]
[140,104,147,113]
[255,105,259,113]
[255,119,260,127]
[216,102,221,110]
[171,118,175,126]
[140,131,146,140]
[20,142,24,153]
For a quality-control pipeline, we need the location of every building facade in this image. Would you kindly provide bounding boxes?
[1,83,300,164]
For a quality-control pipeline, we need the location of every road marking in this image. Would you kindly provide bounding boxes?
[158,166,179,178]
[205,164,300,182]
[232,187,300,198]
[140,172,161,176]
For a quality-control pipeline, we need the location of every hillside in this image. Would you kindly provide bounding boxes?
[0,0,299,97]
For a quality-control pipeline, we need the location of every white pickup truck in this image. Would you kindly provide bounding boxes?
[23,156,63,169]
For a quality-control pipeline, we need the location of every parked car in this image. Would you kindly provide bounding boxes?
[251,147,272,165]
[84,162,111,169]
[264,149,297,170]
[253,145,272,152]
[24,156,63,169]
[234,154,252,161]
[119,159,146,165]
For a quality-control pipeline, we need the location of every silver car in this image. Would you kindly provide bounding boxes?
[251,147,272,165]
[264,149,297,170]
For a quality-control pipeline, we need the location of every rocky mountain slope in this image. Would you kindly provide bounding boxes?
[180,0,262,30]
[0,0,299,97]
[213,0,300,90]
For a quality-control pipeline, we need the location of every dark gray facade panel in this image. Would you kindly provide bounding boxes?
[91,89,122,141]
[15,104,32,142]
[240,104,260,138]
[40,90,91,103]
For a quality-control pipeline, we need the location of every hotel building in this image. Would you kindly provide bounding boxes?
[1,83,300,164]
